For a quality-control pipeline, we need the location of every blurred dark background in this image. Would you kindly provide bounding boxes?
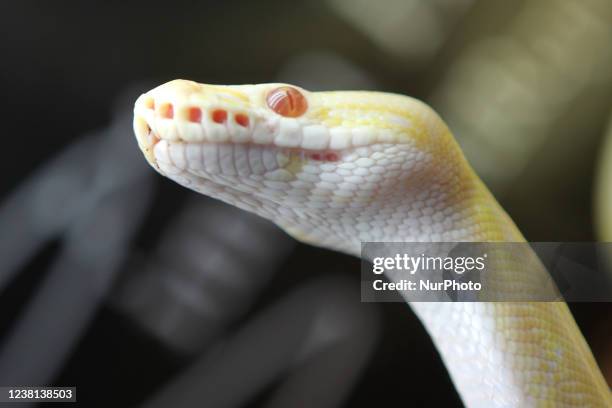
[0,0,611,407]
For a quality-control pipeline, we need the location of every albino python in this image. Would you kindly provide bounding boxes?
[133,79,611,407]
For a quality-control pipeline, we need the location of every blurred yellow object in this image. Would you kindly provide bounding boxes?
[596,111,612,242]
[431,0,612,191]
[326,0,474,65]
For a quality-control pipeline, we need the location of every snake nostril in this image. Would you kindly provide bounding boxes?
[159,103,174,119]
[188,107,202,123]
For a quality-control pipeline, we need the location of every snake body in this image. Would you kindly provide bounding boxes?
[133,79,611,407]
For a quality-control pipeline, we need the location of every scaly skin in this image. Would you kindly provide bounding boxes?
[133,79,611,407]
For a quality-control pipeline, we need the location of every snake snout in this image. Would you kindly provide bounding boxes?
[133,93,163,166]
[133,81,255,145]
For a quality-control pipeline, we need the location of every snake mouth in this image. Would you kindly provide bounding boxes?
[133,91,345,170]
[133,114,161,166]
[132,85,357,152]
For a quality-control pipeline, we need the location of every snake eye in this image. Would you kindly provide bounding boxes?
[266,86,308,117]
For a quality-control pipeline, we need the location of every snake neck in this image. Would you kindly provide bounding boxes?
[283,139,523,257]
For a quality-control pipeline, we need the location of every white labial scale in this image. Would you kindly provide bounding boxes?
[201,144,220,173]
[218,145,237,175]
[275,118,302,147]
[175,118,204,142]
[301,125,330,150]
[248,147,266,175]
[329,128,352,150]
[262,149,278,172]
[204,118,229,142]
[378,127,404,145]
[185,144,203,171]
[154,140,171,164]
[252,116,276,144]
[351,127,376,146]
[137,105,155,128]
[228,114,250,143]
[169,143,186,169]
[233,145,251,176]
[155,117,179,141]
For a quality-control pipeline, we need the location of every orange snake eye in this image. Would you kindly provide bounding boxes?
[266,86,308,117]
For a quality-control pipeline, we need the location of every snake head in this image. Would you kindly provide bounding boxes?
[133,79,454,253]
